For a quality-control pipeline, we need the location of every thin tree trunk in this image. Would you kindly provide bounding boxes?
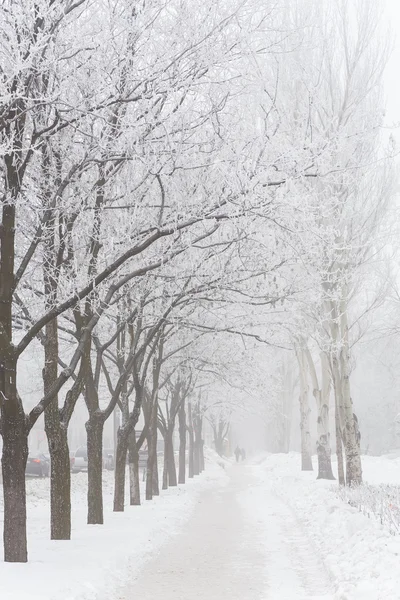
[296,347,313,471]
[86,415,105,524]
[162,431,169,490]
[200,439,205,472]
[178,401,186,484]
[146,396,158,500]
[146,436,154,501]
[168,431,177,486]
[193,435,200,476]
[188,404,194,479]
[129,431,140,506]
[152,450,159,495]
[114,426,130,512]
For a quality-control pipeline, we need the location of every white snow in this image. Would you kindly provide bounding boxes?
[250,453,400,599]
[3,452,400,600]
[0,452,228,600]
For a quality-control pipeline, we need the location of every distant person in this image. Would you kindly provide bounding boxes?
[234,446,241,462]
[241,448,246,461]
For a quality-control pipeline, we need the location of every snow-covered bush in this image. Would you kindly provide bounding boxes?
[338,484,400,535]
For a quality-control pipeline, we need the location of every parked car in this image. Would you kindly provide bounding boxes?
[26,453,50,478]
[71,446,88,473]
[72,447,115,472]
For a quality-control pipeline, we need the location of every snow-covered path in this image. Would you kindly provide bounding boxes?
[120,465,334,600]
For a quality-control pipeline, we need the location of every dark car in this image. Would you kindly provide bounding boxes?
[26,453,50,478]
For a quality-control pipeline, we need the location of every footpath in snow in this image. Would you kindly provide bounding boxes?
[120,463,333,600]
[119,453,400,600]
[0,452,228,600]
[3,452,400,600]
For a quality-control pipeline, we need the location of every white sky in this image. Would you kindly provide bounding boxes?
[384,0,400,126]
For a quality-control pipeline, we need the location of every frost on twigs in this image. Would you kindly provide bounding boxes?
[338,484,400,536]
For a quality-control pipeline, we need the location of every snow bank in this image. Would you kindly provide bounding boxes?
[253,453,400,600]
[0,450,227,600]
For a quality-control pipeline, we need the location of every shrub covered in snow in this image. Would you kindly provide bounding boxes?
[337,483,400,535]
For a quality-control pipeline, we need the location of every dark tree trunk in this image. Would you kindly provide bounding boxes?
[1,411,29,563]
[178,401,186,484]
[188,434,194,478]
[47,426,71,539]
[162,431,169,490]
[43,313,72,539]
[1,168,30,561]
[86,415,105,524]
[41,143,72,539]
[128,431,140,506]
[193,437,200,476]
[188,403,194,479]
[188,429,194,479]
[192,402,203,476]
[146,440,154,501]
[152,451,159,496]
[167,431,177,487]
[146,398,158,500]
[114,427,130,512]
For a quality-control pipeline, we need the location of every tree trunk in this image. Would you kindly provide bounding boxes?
[178,401,186,484]
[46,425,71,539]
[152,450,159,496]
[162,431,169,490]
[146,396,158,500]
[305,349,334,480]
[334,386,345,485]
[296,348,313,472]
[167,430,177,486]
[86,415,104,524]
[188,405,194,479]
[193,436,200,476]
[340,351,362,485]
[146,436,154,501]
[1,412,29,562]
[1,196,29,561]
[43,315,73,539]
[114,426,130,512]
[331,352,345,485]
[128,431,140,506]
[200,439,205,472]
[329,302,362,486]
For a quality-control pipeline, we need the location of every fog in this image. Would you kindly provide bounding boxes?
[1,0,400,598]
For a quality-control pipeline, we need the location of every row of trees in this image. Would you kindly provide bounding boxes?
[0,0,393,562]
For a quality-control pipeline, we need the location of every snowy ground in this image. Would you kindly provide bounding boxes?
[0,451,229,600]
[119,453,400,600]
[2,452,400,600]
[249,453,400,599]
